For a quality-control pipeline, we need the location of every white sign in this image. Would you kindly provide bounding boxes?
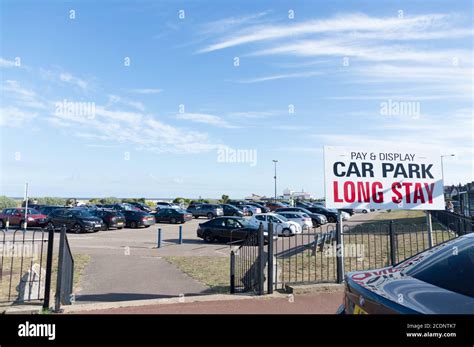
[324,146,445,210]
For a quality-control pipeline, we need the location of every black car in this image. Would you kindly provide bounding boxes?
[305,206,338,223]
[102,203,138,212]
[127,202,152,213]
[245,202,270,213]
[37,205,66,216]
[46,208,103,233]
[89,209,126,230]
[122,210,155,228]
[221,204,245,217]
[275,207,328,226]
[154,208,193,224]
[338,233,474,314]
[196,217,259,243]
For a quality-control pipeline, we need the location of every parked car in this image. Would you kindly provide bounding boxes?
[340,209,355,216]
[245,202,270,213]
[354,208,375,214]
[37,205,66,216]
[249,213,302,236]
[102,203,139,212]
[220,204,245,217]
[275,207,327,226]
[196,217,275,243]
[241,204,261,216]
[0,208,48,228]
[305,206,339,223]
[89,209,126,230]
[154,208,193,224]
[338,233,474,314]
[295,201,313,209]
[127,202,152,213]
[156,201,179,210]
[275,211,313,230]
[187,204,224,219]
[265,201,288,211]
[46,208,103,233]
[121,210,155,228]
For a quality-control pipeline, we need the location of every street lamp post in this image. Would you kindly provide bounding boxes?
[440,154,455,182]
[272,160,278,202]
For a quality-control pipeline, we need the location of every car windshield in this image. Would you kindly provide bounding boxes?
[71,210,94,218]
[24,208,40,215]
[404,236,474,297]
[176,209,188,214]
[274,215,288,222]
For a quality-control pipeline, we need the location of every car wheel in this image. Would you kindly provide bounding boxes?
[170,217,177,224]
[328,216,336,223]
[248,211,253,216]
[203,231,214,243]
[73,224,82,234]
[118,226,123,229]
[282,228,291,237]
[101,223,108,231]
[207,213,214,219]
[130,221,137,229]
[362,209,368,214]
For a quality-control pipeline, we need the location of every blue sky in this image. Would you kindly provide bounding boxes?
[1,0,472,198]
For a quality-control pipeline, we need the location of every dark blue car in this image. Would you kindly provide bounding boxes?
[338,233,474,314]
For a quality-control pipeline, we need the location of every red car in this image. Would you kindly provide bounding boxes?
[265,202,288,211]
[0,208,48,228]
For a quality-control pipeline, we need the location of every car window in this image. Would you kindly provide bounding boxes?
[226,219,241,228]
[211,218,226,227]
[255,215,265,221]
[406,237,474,297]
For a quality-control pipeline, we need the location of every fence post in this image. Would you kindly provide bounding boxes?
[230,250,235,294]
[157,228,162,248]
[335,210,344,283]
[54,225,66,312]
[178,225,183,244]
[267,222,274,295]
[5,217,9,231]
[257,224,265,295]
[426,211,433,248]
[389,220,397,265]
[42,225,54,310]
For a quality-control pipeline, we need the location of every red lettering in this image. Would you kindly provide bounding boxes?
[357,182,370,202]
[424,183,434,203]
[333,181,343,202]
[344,182,356,202]
[402,182,412,203]
[413,183,425,203]
[372,182,383,203]
[391,182,403,203]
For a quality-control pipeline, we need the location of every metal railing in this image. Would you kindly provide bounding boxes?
[230,212,472,294]
[0,227,51,304]
[430,210,473,235]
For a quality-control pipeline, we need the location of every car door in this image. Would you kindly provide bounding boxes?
[253,214,268,230]
[225,218,244,241]
[162,209,173,222]
[207,218,226,238]
[10,209,22,225]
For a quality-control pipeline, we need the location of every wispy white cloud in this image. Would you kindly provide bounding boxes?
[237,71,323,83]
[107,94,145,111]
[0,57,19,68]
[175,113,239,128]
[0,106,38,127]
[59,72,88,91]
[197,13,460,53]
[1,80,47,109]
[128,88,163,94]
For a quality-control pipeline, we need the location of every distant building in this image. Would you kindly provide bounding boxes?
[444,182,474,217]
[282,188,312,200]
[245,193,267,201]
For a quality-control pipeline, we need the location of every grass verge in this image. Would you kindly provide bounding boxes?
[164,256,230,294]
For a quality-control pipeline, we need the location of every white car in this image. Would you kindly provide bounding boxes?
[275,211,313,230]
[242,205,261,216]
[156,201,179,210]
[249,213,302,236]
[341,211,351,221]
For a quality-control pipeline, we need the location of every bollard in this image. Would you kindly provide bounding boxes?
[5,217,9,231]
[157,228,162,248]
[178,225,183,244]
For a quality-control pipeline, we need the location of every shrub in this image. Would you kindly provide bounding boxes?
[0,196,18,209]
